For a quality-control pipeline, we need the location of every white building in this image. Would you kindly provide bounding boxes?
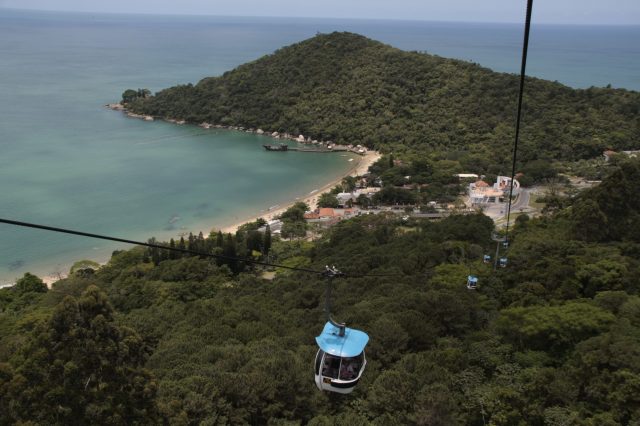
[469,176,519,205]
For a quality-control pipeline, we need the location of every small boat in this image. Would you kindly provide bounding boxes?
[263,143,289,151]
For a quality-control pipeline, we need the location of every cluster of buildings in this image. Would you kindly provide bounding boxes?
[468,176,520,205]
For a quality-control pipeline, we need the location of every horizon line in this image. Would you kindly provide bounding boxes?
[2,7,639,27]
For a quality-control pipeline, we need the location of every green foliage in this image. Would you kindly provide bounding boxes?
[341,176,357,193]
[70,259,101,275]
[572,198,609,242]
[576,159,640,242]
[280,201,309,222]
[15,272,47,294]
[121,88,151,104]
[281,220,307,240]
[0,286,158,425]
[496,301,615,353]
[372,186,417,205]
[279,201,309,240]
[2,158,640,423]
[317,192,339,208]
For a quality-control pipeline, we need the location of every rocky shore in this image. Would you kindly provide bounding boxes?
[106,103,370,155]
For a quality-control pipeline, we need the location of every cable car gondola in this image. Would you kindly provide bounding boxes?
[483,254,491,263]
[314,266,369,394]
[499,257,508,268]
[315,321,368,394]
[467,275,479,290]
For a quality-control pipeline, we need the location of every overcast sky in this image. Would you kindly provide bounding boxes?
[1,0,639,25]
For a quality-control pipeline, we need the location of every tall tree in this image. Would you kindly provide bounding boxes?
[263,225,272,256]
[0,286,158,425]
[318,193,339,208]
[14,272,47,294]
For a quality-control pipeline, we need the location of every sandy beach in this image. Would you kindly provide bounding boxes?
[220,150,381,233]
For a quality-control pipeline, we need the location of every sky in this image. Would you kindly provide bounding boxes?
[0,0,639,25]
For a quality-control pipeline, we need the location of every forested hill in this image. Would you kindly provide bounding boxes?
[128,32,640,163]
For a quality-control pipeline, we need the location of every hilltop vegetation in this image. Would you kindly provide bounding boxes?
[1,159,640,424]
[128,32,640,175]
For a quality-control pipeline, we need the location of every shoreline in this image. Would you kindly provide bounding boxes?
[219,150,381,233]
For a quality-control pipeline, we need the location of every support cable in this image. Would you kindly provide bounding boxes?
[0,217,399,278]
[504,0,534,244]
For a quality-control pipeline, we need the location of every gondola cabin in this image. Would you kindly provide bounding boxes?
[499,257,508,268]
[483,254,491,263]
[315,321,369,394]
[502,241,509,249]
[467,275,479,290]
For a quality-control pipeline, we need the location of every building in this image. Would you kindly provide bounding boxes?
[337,193,356,207]
[304,208,339,220]
[257,219,283,235]
[469,176,520,205]
[335,188,381,208]
[456,173,479,179]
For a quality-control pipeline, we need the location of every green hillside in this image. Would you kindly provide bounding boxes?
[2,159,640,424]
[128,32,640,167]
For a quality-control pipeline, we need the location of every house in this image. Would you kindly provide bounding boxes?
[303,211,320,220]
[257,219,283,234]
[318,208,337,218]
[304,208,343,228]
[337,193,356,207]
[304,208,338,220]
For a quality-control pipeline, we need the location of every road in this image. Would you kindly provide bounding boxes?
[511,188,531,212]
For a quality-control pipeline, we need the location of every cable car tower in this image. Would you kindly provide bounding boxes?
[314,266,369,394]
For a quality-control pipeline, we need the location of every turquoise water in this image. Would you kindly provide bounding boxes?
[0,10,638,283]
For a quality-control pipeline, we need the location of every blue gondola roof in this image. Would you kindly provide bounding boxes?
[316,321,369,358]
[468,275,478,282]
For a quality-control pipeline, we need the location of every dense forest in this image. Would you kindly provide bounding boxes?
[127,32,640,175]
[2,159,640,425]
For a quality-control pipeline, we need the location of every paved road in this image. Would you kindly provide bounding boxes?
[511,188,531,212]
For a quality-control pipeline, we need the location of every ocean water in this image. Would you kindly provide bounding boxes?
[0,9,638,284]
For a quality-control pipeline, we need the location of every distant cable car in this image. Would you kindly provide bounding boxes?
[314,321,369,394]
[499,257,508,268]
[483,254,491,263]
[467,275,479,290]
[502,241,509,249]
